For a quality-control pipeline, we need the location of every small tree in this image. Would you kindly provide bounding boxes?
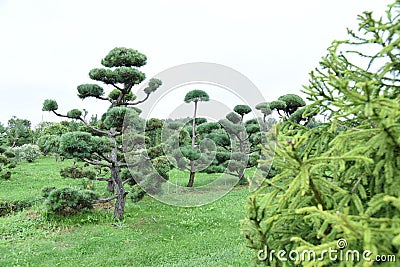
[6,116,33,147]
[184,90,210,187]
[42,47,162,220]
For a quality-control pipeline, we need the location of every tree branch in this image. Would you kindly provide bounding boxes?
[126,93,150,106]
[82,158,111,167]
[92,195,118,204]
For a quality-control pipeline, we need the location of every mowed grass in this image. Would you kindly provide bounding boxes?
[0,157,255,266]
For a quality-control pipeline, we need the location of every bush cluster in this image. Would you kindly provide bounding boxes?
[10,144,41,162]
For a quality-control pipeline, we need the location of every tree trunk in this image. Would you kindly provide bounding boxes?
[187,161,196,187]
[187,101,198,187]
[238,168,246,184]
[113,167,126,220]
[191,101,197,147]
[109,130,126,220]
[107,179,115,192]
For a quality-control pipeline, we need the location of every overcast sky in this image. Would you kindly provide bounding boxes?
[0,0,390,127]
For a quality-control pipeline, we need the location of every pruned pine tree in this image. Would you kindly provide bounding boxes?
[242,3,400,266]
[43,47,162,220]
[218,104,258,184]
[184,90,210,187]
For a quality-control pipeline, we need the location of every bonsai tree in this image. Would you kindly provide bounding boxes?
[42,47,162,220]
[183,89,209,187]
[242,3,400,265]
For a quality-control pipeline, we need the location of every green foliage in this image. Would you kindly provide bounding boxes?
[42,99,58,111]
[59,132,111,159]
[41,186,57,198]
[0,146,16,180]
[101,47,147,68]
[145,118,164,146]
[37,135,60,155]
[269,100,286,112]
[10,144,41,162]
[206,132,230,148]
[44,187,99,215]
[89,67,146,86]
[152,156,171,180]
[243,3,400,265]
[180,146,201,161]
[187,117,207,126]
[196,122,221,135]
[144,78,163,94]
[184,89,210,103]
[226,112,241,124]
[60,165,96,180]
[77,84,104,99]
[147,144,164,159]
[67,109,82,119]
[255,102,272,120]
[108,89,121,100]
[278,93,306,115]
[6,116,33,147]
[233,105,252,116]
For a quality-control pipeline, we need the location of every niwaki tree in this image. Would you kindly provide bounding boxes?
[184,89,209,187]
[218,104,258,184]
[242,3,400,266]
[43,47,162,220]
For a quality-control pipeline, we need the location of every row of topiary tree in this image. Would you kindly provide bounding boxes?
[35,44,314,220]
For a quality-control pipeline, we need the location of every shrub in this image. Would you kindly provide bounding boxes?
[10,144,41,162]
[44,187,99,215]
[60,165,96,180]
[0,146,16,180]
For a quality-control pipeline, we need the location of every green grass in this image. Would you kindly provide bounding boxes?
[0,157,255,266]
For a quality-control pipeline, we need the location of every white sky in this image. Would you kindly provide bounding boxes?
[0,0,390,127]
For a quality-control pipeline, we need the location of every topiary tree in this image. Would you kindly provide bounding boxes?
[277,94,306,116]
[184,89,210,187]
[268,100,286,116]
[242,3,400,265]
[255,102,272,123]
[42,47,162,220]
[218,104,258,184]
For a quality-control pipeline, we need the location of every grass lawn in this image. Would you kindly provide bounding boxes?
[0,157,255,266]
